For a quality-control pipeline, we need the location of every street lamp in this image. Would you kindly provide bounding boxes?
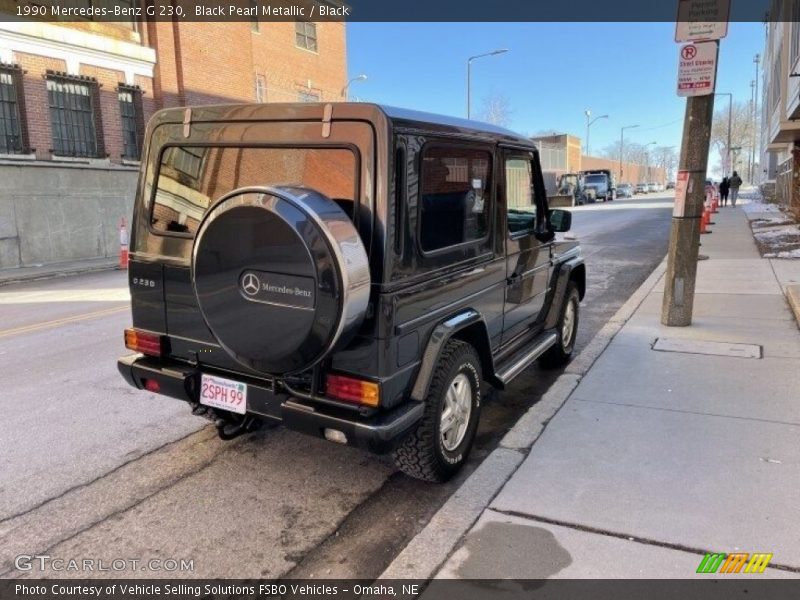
[714,92,733,175]
[584,110,609,156]
[466,49,509,119]
[619,124,639,181]
[341,74,367,100]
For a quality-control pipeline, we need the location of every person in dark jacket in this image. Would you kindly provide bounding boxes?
[719,177,730,206]
[729,171,743,206]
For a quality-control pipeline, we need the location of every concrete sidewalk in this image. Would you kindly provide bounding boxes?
[0,256,118,285]
[385,203,800,579]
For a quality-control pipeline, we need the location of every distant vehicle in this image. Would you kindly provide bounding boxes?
[666,181,675,190]
[581,169,616,202]
[655,183,665,192]
[557,172,595,205]
[647,183,658,193]
[635,183,649,194]
[616,183,633,198]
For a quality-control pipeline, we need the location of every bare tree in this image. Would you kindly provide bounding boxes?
[711,100,754,175]
[653,146,678,180]
[599,141,648,165]
[478,94,512,127]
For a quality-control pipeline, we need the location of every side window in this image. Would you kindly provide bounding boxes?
[419,145,491,253]
[505,156,536,235]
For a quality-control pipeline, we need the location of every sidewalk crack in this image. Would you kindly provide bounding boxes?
[572,397,800,427]
[489,509,800,574]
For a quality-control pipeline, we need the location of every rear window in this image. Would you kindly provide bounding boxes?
[151,146,358,235]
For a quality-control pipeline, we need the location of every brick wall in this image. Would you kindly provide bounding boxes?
[5,20,347,164]
[581,155,667,185]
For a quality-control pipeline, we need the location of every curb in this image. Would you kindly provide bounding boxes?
[787,285,800,330]
[0,260,119,286]
[379,256,668,581]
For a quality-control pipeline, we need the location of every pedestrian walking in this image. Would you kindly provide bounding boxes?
[729,171,743,206]
[719,177,730,206]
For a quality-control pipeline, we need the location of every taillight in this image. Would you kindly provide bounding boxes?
[325,374,380,407]
[124,328,163,357]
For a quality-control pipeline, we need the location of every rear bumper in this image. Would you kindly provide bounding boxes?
[117,354,423,454]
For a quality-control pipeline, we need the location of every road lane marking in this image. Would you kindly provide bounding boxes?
[0,288,130,304]
[0,305,128,339]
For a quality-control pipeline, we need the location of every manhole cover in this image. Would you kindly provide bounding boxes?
[652,338,762,359]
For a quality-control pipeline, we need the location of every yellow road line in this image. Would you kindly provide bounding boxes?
[0,305,128,339]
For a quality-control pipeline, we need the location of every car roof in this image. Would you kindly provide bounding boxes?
[149,102,536,149]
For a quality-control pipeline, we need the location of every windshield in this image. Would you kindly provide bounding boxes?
[584,175,607,184]
[151,146,358,236]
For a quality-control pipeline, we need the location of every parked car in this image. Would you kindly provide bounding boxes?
[647,183,658,193]
[616,183,633,198]
[557,172,595,205]
[635,183,649,194]
[117,103,586,483]
[655,183,665,192]
[666,181,675,190]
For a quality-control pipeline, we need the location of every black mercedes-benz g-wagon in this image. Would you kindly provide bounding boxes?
[118,103,585,482]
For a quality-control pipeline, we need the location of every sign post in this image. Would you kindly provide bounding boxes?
[663,0,726,326]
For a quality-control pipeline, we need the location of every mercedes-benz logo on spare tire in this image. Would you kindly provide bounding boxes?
[241,272,260,296]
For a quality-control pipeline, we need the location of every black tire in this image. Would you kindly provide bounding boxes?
[393,340,482,483]
[539,282,580,369]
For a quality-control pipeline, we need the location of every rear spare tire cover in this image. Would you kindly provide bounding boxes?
[192,186,370,375]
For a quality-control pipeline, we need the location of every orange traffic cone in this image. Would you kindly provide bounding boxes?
[119,218,129,270]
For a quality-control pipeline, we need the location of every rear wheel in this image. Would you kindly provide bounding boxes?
[540,282,580,369]
[393,340,482,483]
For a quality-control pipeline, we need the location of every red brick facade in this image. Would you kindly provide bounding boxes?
[0,19,347,164]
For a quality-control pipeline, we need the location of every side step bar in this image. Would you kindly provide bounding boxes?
[495,332,558,385]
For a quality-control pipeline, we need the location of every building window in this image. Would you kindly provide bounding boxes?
[295,21,317,52]
[771,49,782,109]
[298,90,320,102]
[118,85,142,160]
[419,145,492,252]
[792,9,800,67]
[255,74,267,102]
[0,65,24,154]
[47,75,99,158]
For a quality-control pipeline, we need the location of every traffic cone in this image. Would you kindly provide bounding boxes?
[119,218,129,270]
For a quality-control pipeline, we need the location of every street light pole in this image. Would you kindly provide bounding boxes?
[619,124,639,181]
[585,110,609,156]
[341,74,367,100]
[466,48,509,119]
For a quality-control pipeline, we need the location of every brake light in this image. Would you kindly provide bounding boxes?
[124,328,163,357]
[325,374,380,407]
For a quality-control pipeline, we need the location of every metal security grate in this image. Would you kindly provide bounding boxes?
[0,68,23,154]
[118,86,140,160]
[47,75,98,157]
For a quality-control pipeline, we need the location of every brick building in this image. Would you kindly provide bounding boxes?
[0,13,348,269]
[0,16,347,163]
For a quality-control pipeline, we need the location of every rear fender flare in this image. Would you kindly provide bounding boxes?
[410,310,497,402]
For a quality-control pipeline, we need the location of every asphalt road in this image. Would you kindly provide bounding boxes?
[0,192,674,579]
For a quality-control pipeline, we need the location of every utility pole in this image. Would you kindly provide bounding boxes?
[662,39,720,327]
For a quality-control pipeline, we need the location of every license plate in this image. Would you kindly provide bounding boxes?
[200,374,247,415]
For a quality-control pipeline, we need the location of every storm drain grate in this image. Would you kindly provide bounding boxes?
[652,338,762,359]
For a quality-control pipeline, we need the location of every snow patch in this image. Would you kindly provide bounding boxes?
[765,248,800,259]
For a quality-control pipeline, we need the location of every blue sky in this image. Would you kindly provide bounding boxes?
[346,22,764,156]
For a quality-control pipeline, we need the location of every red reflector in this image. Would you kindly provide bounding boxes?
[124,328,162,357]
[144,379,160,393]
[325,374,379,407]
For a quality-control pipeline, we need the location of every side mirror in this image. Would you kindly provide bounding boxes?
[549,208,572,233]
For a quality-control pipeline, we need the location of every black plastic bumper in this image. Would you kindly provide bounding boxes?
[117,354,424,454]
